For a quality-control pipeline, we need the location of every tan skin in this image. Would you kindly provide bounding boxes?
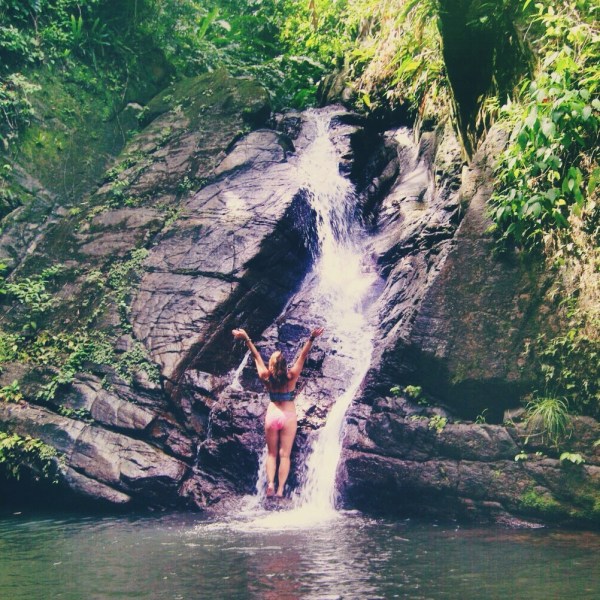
[232,326,324,497]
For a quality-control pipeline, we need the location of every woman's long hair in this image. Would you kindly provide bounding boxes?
[268,351,288,388]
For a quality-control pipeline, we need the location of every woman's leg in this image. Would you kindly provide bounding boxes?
[265,419,279,497]
[276,411,297,497]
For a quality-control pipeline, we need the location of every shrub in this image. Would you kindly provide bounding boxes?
[0,431,60,481]
[524,395,572,448]
[491,1,599,249]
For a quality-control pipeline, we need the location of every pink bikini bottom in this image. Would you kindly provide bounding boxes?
[265,402,294,431]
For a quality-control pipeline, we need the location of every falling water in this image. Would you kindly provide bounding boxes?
[229,349,250,391]
[235,108,379,530]
[290,112,377,515]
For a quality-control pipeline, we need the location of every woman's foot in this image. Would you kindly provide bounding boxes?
[266,482,275,497]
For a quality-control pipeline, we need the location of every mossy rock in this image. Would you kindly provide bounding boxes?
[11,70,131,203]
[520,486,567,518]
[143,69,270,129]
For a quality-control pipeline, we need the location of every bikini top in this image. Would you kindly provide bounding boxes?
[269,390,295,402]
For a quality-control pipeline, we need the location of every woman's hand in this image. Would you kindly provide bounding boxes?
[232,328,250,341]
[310,327,324,339]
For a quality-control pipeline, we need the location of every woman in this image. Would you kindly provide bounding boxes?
[232,326,324,498]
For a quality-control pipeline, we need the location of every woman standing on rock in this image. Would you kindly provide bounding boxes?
[232,326,324,498]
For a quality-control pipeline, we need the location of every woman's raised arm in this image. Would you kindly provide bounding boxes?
[288,327,324,379]
[232,328,269,380]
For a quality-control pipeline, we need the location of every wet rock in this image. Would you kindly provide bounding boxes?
[66,374,156,430]
[197,389,265,493]
[214,129,294,176]
[77,208,163,257]
[63,467,132,505]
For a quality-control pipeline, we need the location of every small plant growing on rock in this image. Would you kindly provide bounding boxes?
[0,380,23,403]
[515,451,528,462]
[475,409,488,424]
[524,395,572,448]
[4,264,64,332]
[391,384,428,405]
[404,384,423,400]
[57,405,93,423]
[428,414,447,434]
[559,451,585,465]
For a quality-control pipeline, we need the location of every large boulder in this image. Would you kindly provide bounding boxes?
[338,121,599,524]
[360,124,553,421]
[0,402,187,505]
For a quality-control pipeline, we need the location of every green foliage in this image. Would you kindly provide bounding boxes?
[0,431,60,481]
[514,451,529,462]
[0,379,23,402]
[491,0,599,249]
[390,383,428,405]
[34,333,114,402]
[106,248,149,329]
[3,264,62,310]
[428,414,447,434]
[520,487,564,516]
[524,395,572,448]
[0,244,158,406]
[475,409,488,424]
[1,264,63,332]
[56,404,92,422]
[559,451,585,465]
[0,330,21,362]
[277,0,448,115]
[359,0,446,117]
[404,385,423,400]
[0,73,41,148]
[117,341,160,385]
[534,318,600,419]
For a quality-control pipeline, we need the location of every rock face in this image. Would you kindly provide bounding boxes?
[338,121,599,524]
[130,126,316,383]
[342,396,600,523]
[0,70,282,508]
[0,401,187,505]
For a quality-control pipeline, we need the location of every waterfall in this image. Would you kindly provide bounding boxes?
[237,108,378,529]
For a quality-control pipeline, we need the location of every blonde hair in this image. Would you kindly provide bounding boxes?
[268,351,288,388]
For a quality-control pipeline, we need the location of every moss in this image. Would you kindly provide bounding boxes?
[144,69,270,129]
[519,468,600,523]
[0,179,35,222]
[520,487,566,517]
[13,69,131,202]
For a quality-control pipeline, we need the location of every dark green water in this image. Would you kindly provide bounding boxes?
[0,510,598,599]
